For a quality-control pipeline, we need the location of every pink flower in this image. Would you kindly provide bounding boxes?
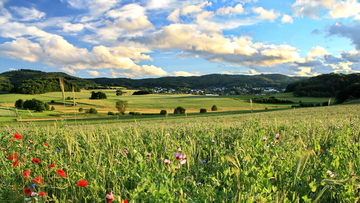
[178,147,182,152]
[275,134,280,140]
[106,192,114,203]
[262,137,267,141]
[164,159,171,165]
[180,159,186,165]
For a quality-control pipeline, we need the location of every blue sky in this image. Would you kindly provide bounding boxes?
[0,0,360,78]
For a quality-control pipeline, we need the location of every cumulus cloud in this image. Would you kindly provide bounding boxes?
[281,15,293,23]
[10,7,46,21]
[216,4,244,15]
[61,0,119,16]
[252,7,279,22]
[61,22,85,32]
[167,9,180,22]
[117,16,154,31]
[181,1,212,16]
[106,3,145,19]
[60,67,76,75]
[172,71,201,76]
[329,0,360,18]
[306,46,329,60]
[147,0,174,10]
[328,23,360,50]
[0,37,44,62]
[340,50,360,62]
[87,70,100,77]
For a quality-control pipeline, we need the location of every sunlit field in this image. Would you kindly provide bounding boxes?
[0,105,359,202]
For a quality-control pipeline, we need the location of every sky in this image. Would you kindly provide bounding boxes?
[0,0,360,78]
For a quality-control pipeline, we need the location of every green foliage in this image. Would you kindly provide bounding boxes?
[160,110,167,115]
[108,111,115,115]
[44,103,50,111]
[335,83,360,104]
[14,77,80,94]
[116,100,128,115]
[174,106,185,114]
[66,96,72,100]
[89,91,107,99]
[252,96,294,104]
[14,99,24,108]
[51,100,55,103]
[23,98,47,112]
[132,88,154,95]
[87,108,98,114]
[200,108,207,113]
[51,106,55,111]
[116,89,124,96]
[285,73,360,98]
[78,108,84,112]
[211,105,218,111]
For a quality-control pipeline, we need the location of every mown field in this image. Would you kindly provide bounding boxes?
[0,105,359,202]
[0,90,333,125]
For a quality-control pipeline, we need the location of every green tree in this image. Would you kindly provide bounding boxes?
[116,100,128,115]
[160,110,167,115]
[200,108,207,113]
[51,106,55,110]
[116,89,124,96]
[174,106,186,114]
[211,105,218,111]
[15,99,24,108]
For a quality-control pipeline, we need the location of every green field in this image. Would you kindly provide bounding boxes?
[0,91,335,126]
[0,105,358,202]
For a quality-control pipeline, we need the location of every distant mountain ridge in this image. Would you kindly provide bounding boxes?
[0,69,308,92]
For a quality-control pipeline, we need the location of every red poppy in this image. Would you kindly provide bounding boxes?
[49,164,55,168]
[13,161,19,167]
[44,143,48,147]
[108,199,113,203]
[14,154,17,160]
[11,139,14,142]
[121,200,128,203]
[14,133,22,140]
[8,155,13,161]
[77,180,87,187]
[23,170,30,178]
[24,188,31,194]
[33,176,44,185]
[57,169,66,178]
[21,158,26,162]
[39,192,46,196]
[320,149,324,152]
[32,158,40,163]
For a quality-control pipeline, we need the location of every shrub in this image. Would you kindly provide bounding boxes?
[90,91,107,99]
[115,113,120,116]
[15,99,24,108]
[45,103,50,111]
[108,111,115,115]
[200,108,207,113]
[23,98,47,112]
[129,112,135,115]
[211,105,218,111]
[265,107,268,110]
[51,100,55,103]
[160,110,167,115]
[88,108,98,114]
[116,100,128,115]
[134,112,142,115]
[174,106,186,114]
[79,108,84,112]
[66,96,72,100]
[51,106,55,111]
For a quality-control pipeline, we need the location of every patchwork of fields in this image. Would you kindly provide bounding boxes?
[0,105,358,202]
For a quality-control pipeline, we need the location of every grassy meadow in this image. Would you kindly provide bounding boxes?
[0,105,359,202]
[0,90,334,125]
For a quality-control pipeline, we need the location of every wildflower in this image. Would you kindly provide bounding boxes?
[13,161,19,167]
[262,137,267,141]
[326,170,332,175]
[106,192,114,203]
[11,139,14,142]
[202,160,206,163]
[154,138,157,141]
[164,159,171,165]
[8,155,13,161]
[146,159,149,162]
[14,133,22,140]
[44,143,48,147]
[275,134,280,140]
[211,139,215,143]
[180,159,187,165]
[174,153,183,161]
[57,169,66,178]
[320,149,324,152]
[281,157,285,160]
[31,192,37,197]
[32,158,40,163]
[198,182,201,186]
[350,173,355,178]
[1,147,5,151]
[350,140,353,143]
[77,180,87,187]
[178,147,182,152]
[33,176,43,185]
[271,142,275,147]
[24,188,31,194]
[23,170,30,178]
[39,192,46,196]
[30,184,35,188]
[2,182,7,187]
[29,140,34,144]
[299,183,302,186]
[56,150,60,153]
[49,164,55,168]
[146,153,151,158]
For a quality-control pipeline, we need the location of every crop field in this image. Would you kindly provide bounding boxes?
[0,105,359,202]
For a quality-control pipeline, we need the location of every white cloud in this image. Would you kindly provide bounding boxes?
[0,37,44,62]
[87,70,100,77]
[292,0,325,19]
[181,1,212,16]
[282,14,293,23]
[60,67,76,75]
[252,7,279,22]
[106,4,145,19]
[0,22,58,40]
[147,0,174,10]
[167,9,180,22]
[61,22,85,32]
[10,7,46,21]
[216,4,244,15]
[306,46,329,60]
[117,16,154,31]
[172,71,201,76]
[329,0,360,18]
[61,0,119,16]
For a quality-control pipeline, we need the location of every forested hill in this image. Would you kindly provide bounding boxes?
[89,74,307,89]
[285,73,360,98]
[0,69,96,87]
